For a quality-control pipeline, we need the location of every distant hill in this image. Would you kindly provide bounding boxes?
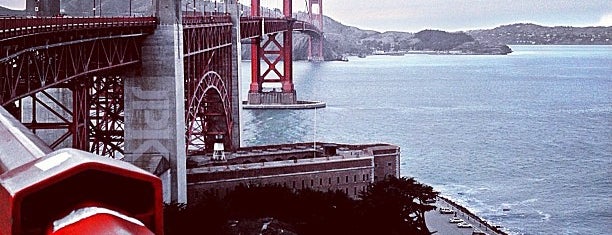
[308,15,513,58]
[467,23,612,45]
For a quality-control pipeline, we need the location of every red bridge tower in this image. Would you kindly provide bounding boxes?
[246,0,326,109]
[248,0,296,105]
[308,0,324,61]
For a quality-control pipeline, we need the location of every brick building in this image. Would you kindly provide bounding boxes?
[186,143,400,203]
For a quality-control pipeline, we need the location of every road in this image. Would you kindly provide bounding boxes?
[425,198,504,235]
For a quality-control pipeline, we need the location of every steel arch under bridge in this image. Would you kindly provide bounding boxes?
[182,15,323,155]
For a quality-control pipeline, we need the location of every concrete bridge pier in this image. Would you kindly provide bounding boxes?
[228,1,243,150]
[124,0,187,203]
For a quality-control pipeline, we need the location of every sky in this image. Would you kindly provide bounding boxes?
[2,0,611,32]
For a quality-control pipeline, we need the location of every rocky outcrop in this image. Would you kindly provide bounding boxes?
[413,30,475,51]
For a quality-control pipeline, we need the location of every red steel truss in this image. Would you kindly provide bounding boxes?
[1,17,155,158]
[16,76,125,158]
[89,76,125,157]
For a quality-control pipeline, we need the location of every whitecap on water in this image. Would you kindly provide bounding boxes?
[537,210,551,221]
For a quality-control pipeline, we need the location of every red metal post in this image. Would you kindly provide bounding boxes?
[249,0,261,93]
[72,80,90,151]
[282,0,294,93]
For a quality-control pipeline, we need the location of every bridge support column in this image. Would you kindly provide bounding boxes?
[229,2,243,149]
[308,0,324,61]
[247,0,301,107]
[124,0,187,203]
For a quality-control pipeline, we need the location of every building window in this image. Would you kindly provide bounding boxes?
[311,179,314,187]
[354,175,357,182]
[320,178,323,185]
[354,187,357,195]
[302,180,305,188]
[328,178,331,184]
[293,181,296,188]
[346,176,349,183]
[388,162,392,166]
[363,174,366,181]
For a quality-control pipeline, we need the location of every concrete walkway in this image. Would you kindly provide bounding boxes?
[425,198,505,235]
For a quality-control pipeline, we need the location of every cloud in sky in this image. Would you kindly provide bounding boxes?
[599,13,612,26]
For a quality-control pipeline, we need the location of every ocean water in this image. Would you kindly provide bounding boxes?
[239,45,612,235]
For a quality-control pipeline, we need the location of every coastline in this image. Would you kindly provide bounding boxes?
[436,196,508,235]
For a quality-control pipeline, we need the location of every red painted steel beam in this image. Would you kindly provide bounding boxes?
[250,0,262,93]
[72,80,90,152]
[282,0,294,93]
[0,17,157,43]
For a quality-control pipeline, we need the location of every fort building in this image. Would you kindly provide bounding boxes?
[186,142,400,203]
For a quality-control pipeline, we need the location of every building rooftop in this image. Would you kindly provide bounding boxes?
[186,142,398,174]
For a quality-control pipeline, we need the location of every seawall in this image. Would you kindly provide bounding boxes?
[438,196,508,235]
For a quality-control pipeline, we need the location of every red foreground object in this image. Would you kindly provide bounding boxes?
[0,149,163,234]
[49,212,154,235]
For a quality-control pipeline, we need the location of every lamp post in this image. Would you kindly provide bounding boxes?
[129,0,132,16]
[185,2,190,15]
[93,0,96,17]
[35,0,40,17]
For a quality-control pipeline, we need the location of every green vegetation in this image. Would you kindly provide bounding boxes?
[164,176,439,235]
[413,30,475,51]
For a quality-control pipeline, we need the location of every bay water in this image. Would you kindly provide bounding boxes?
[240,45,612,234]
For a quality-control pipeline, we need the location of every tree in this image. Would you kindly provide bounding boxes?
[358,176,439,235]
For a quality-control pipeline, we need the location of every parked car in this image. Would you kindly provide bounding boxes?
[439,207,454,214]
[457,222,473,228]
[449,217,464,223]
[491,223,503,229]
[472,229,487,235]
